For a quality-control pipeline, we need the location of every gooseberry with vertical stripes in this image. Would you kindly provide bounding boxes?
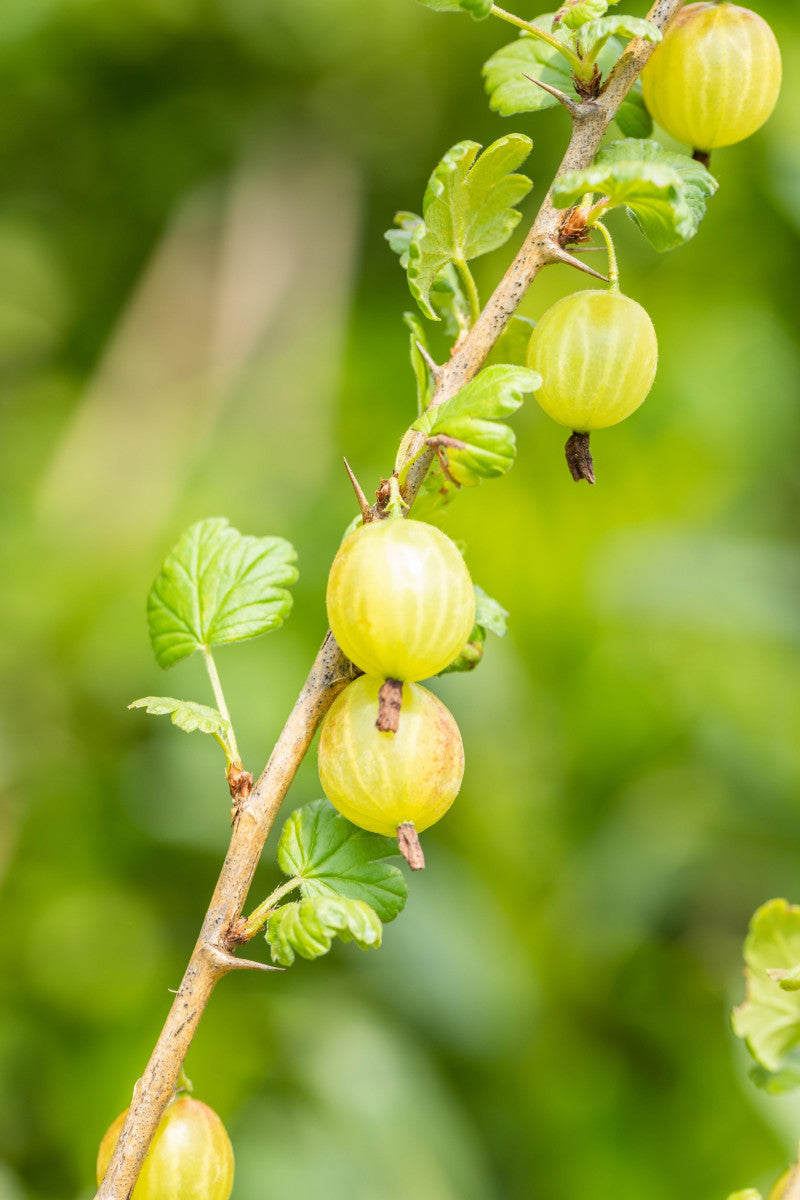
[326,515,475,681]
[97,1097,234,1200]
[526,289,658,433]
[641,3,781,153]
[318,675,464,837]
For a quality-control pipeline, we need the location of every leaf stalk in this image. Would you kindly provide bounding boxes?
[490,4,584,74]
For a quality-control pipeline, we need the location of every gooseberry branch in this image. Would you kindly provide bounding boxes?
[94,4,682,1196]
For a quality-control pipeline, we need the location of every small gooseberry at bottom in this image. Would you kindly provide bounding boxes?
[96,1096,234,1200]
[527,288,658,433]
[641,3,781,153]
[318,674,464,841]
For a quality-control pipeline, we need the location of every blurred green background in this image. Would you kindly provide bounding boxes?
[0,1,799,1197]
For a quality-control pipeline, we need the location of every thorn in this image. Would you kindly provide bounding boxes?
[202,944,284,974]
[343,457,372,524]
[376,678,403,733]
[397,823,426,871]
[414,340,442,380]
[565,431,595,484]
[551,244,609,283]
[523,73,580,116]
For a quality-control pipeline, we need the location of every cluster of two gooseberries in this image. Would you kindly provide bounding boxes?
[321,513,476,866]
[527,3,781,469]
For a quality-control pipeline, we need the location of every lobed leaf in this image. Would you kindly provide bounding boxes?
[414,364,540,485]
[147,517,298,669]
[407,135,533,320]
[266,895,383,967]
[474,584,509,637]
[277,799,408,922]
[128,696,232,746]
[484,23,620,117]
[416,0,492,18]
[552,138,717,252]
[731,899,800,1076]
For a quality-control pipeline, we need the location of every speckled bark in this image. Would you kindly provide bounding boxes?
[96,6,681,1196]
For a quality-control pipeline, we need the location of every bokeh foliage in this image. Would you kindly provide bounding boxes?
[0,1,799,1198]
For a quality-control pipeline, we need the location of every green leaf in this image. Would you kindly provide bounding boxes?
[385,211,422,269]
[277,799,408,923]
[147,517,298,669]
[576,14,660,59]
[614,81,653,139]
[485,314,536,368]
[439,584,508,675]
[484,24,620,117]
[408,465,460,524]
[266,895,383,967]
[732,899,800,1074]
[552,138,718,252]
[416,0,492,18]
[414,364,540,486]
[474,584,509,636]
[128,695,231,743]
[387,214,470,336]
[554,0,619,28]
[408,135,533,320]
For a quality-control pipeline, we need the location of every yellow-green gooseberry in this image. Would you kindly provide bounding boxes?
[318,674,464,838]
[526,289,658,432]
[641,3,781,153]
[326,515,475,681]
[96,1097,234,1200]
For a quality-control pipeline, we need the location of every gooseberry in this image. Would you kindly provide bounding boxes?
[526,289,658,432]
[96,1096,234,1200]
[641,3,781,153]
[326,515,475,681]
[318,674,464,838]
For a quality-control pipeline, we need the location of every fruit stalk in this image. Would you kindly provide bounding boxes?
[95,4,683,1195]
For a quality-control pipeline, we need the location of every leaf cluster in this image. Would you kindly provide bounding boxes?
[265,800,409,966]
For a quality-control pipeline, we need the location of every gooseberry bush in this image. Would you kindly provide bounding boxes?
[93,2,786,1197]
